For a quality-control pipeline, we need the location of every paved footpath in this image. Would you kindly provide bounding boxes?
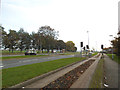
[104,54,119,88]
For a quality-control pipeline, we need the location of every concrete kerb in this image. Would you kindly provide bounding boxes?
[9,53,100,88]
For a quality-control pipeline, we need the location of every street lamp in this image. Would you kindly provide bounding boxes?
[31,40,33,50]
[87,31,89,47]
[109,35,114,60]
[87,31,91,57]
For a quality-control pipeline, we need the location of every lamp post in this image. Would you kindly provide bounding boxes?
[87,31,89,47]
[31,40,33,50]
[87,31,91,57]
[109,35,114,60]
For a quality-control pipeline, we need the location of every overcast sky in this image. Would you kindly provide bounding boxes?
[1,0,119,51]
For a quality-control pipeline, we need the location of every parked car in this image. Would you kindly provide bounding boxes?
[25,50,37,55]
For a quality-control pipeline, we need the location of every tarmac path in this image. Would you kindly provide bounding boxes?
[104,54,119,88]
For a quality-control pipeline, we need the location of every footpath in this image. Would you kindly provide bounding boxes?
[104,54,119,88]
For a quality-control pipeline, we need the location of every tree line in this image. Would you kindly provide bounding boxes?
[110,32,120,56]
[0,25,77,53]
[103,30,120,56]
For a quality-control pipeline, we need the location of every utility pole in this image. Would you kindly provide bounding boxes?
[87,31,90,57]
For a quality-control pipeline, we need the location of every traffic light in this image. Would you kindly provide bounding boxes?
[101,45,103,49]
[83,47,85,50]
[80,42,83,47]
[86,45,89,49]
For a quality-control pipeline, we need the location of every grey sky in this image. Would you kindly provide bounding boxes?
[1,0,119,51]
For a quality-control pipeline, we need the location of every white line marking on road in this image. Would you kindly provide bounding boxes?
[0,65,4,67]
[19,60,34,63]
[22,60,33,62]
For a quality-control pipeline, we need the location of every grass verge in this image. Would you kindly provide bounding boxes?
[2,57,86,88]
[92,52,98,57]
[89,59,104,88]
[58,52,80,55]
[2,55,48,60]
[107,54,120,64]
[2,50,25,55]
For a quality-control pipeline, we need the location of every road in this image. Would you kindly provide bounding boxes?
[1,53,67,57]
[0,53,49,57]
[1,55,74,69]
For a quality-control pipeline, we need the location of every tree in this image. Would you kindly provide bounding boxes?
[110,31,120,56]
[111,38,120,56]
[17,28,26,52]
[66,41,77,52]
[24,32,31,50]
[7,29,19,52]
[56,40,66,52]
[38,25,59,53]
[31,32,38,50]
[1,25,74,53]
[0,26,8,49]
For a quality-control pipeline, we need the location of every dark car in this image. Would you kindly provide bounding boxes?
[25,50,37,55]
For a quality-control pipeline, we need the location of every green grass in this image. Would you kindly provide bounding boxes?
[107,54,120,64]
[2,50,25,55]
[92,52,98,56]
[2,55,48,60]
[60,52,80,55]
[89,59,104,88]
[2,57,86,88]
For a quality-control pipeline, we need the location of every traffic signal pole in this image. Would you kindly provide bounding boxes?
[80,42,83,57]
[101,44,104,58]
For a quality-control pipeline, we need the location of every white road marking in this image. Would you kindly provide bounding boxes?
[19,59,41,63]
[0,65,4,67]
[22,60,33,62]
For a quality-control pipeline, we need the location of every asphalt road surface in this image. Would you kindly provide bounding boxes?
[1,55,75,69]
[1,53,49,57]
